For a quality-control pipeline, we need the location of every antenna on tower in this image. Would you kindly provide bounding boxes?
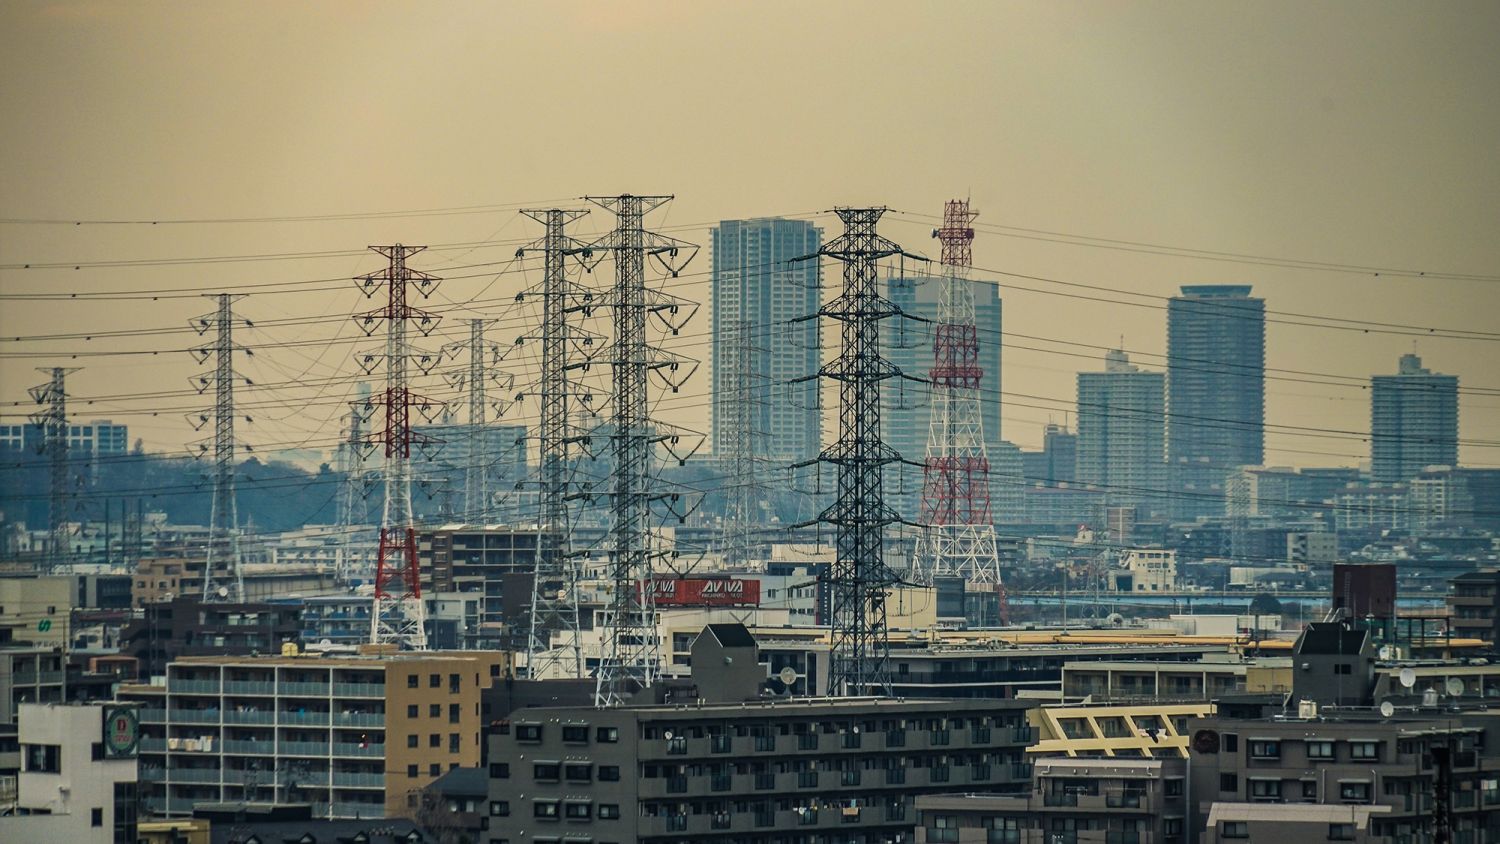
[28,366,80,573]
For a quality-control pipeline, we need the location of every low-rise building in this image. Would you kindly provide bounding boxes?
[0,702,139,843]
[1202,803,1391,844]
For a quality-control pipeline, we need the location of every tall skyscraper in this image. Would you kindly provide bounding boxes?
[1076,350,1167,516]
[710,219,823,467]
[1371,353,1459,484]
[1166,284,1265,518]
[882,274,1004,519]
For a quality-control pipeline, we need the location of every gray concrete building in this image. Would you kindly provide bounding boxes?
[1076,350,1167,516]
[1371,354,1459,485]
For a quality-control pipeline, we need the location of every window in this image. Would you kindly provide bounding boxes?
[430,763,442,776]
[517,724,543,742]
[22,744,60,773]
[1329,823,1355,841]
[1303,779,1319,802]
[450,703,462,724]
[535,762,561,781]
[450,673,461,693]
[1250,779,1283,801]
[598,804,621,819]
[599,765,620,782]
[1339,781,1372,803]
[449,733,461,753]
[562,724,589,743]
[407,704,419,718]
[431,704,442,717]
[1220,773,1238,793]
[1249,739,1281,760]
[407,735,418,748]
[1350,741,1380,761]
[489,762,510,778]
[597,726,618,743]
[408,764,418,777]
[1307,740,1335,760]
[1165,778,1184,797]
[91,807,103,827]
[430,673,441,688]
[490,801,510,817]
[534,800,560,819]
[1222,821,1249,839]
[1223,733,1239,753]
[1335,663,1352,675]
[564,802,592,820]
[564,763,592,782]
[430,734,441,748]
[408,675,419,688]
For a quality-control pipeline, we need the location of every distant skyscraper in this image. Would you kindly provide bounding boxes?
[1167,284,1265,518]
[1019,423,1077,488]
[710,218,823,467]
[1371,353,1458,484]
[1076,350,1167,516]
[882,275,1005,519]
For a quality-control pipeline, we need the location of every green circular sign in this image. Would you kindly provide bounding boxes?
[104,707,139,756]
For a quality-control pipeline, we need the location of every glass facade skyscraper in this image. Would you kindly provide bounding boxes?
[710,219,823,467]
[1371,353,1459,484]
[1076,350,1168,516]
[1166,284,1265,518]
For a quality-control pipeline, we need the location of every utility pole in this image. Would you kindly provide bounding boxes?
[585,194,698,707]
[517,208,591,679]
[29,366,79,572]
[355,244,442,650]
[190,293,249,602]
[910,200,1007,614]
[799,207,917,696]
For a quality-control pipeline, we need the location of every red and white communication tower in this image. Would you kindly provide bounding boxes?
[911,201,1007,608]
[354,244,442,650]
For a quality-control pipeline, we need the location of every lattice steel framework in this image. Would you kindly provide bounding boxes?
[585,194,698,707]
[804,207,913,696]
[517,208,591,678]
[189,294,248,602]
[441,318,512,523]
[28,366,78,572]
[334,397,367,585]
[354,244,442,650]
[911,200,1006,599]
[719,319,767,568]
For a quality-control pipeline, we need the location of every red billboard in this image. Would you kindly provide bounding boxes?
[640,576,761,608]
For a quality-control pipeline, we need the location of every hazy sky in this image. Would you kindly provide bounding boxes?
[2,1,1497,472]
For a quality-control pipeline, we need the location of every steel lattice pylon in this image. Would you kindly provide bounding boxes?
[518,208,590,679]
[354,244,442,651]
[28,366,79,572]
[190,293,248,602]
[719,319,767,568]
[334,394,368,585]
[804,207,913,697]
[585,194,698,707]
[911,200,1006,604]
[440,319,512,524]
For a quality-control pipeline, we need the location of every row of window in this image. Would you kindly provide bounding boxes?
[511,723,618,743]
[403,732,466,752]
[1220,773,1371,803]
[489,762,620,782]
[1221,821,1354,840]
[490,799,623,821]
[405,702,466,722]
[405,673,466,692]
[1226,734,1382,762]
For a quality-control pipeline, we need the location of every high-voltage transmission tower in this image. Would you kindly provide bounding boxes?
[442,318,512,524]
[585,194,699,707]
[516,208,591,679]
[334,394,369,585]
[189,294,250,602]
[799,207,918,696]
[28,366,79,572]
[911,200,1006,607]
[354,245,442,650]
[719,319,768,568]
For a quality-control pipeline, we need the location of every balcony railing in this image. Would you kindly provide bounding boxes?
[223,710,274,725]
[755,773,776,790]
[168,708,221,724]
[332,742,384,758]
[331,682,384,698]
[332,771,385,788]
[280,711,331,726]
[1108,792,1145,809]
[333,712,384,728]
[278,682,331,697]
[171,679,221,694]
[222,680,275,696]
[281,741,332,756]
[222,739,275,755]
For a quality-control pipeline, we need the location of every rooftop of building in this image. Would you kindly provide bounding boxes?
[1205,802,1390,826]
[1177,284,1255,298]
[510,695,1033,719]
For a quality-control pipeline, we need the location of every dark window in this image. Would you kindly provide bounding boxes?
[23,744,60,773]
[1223,733,1239,753]
[1307,740,1334,760]
[408,764,418,777]
[1222,821,1248,839]
[450,673,461,693]
[430,704,442,717]
[430,734,441,748]
[599,765,620,782]
[1335,663,1352,675]
[408,675,419,688]
[490,801,510,817]
[1339,781,1372,803]
[517,724,543,742]
[596,726,618,743]
[449,733,461,753]
[564,763,591,782]
[430,673,441,688]
[535,762,561,781]
[450,703,462,724]
[91,742,104,761]
[562,724,589,743]
[1165,778,1184,797]
[1249,740,1280,759]
[489,762,510,778]
[564,802,591,820]
[598,804,621,819]
[91,807,103,827]
[1330,823,1355,841]
[407,735,418,748]
[1220,773,1238,793]
[430,763,441,776]
[1250,779,1282,800]
[534,800,560,819]
[407,704,419,718]
[1350,742,1380,761]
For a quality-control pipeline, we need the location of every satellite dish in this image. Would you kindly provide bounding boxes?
[1399,668,1417,689]
[778,667,798,686]
[1447,678,1466,697]
[1378,646,1392,660]
[663,730,674,741]
[1379,701,1395,718]
[217,586,230,599]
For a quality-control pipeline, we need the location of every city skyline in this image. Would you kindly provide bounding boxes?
[1,2,1497,478]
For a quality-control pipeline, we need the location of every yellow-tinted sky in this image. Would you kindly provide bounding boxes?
[2,1,1497,470]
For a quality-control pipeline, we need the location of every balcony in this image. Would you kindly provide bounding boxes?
[168,768,222,784]
[329,801,385,819]
[755,773,776,790]
[171,679,221,695]
[331,682,384,698]
[168,708,222,724]
[972,727,992,744]
[711,774,732,792]
[223,710,274,725]
[753,735,776,752]
[1011,725,1037,743]
[281,741,332,756]
[141,737,167,753]
[1045,792,1082,807]
[1011,761,1034,780]
[141,708,166,723]
[278,682,331,697]
[141,766,166,782]
[797,733,819,751]
[12,670,67,685]
[798,771,819,788]
[222,680,275,696]
[884,730,907,748]
[926,829,959,843]
[333,712,384,728]
[666,776,687,794]
[1106,832,1143,844]
[988,831,1022,844]
[332,742,384,758]
[1107,792,1146,809]
[222,739,275,755]
[280,711,331,726]
[332,771,385,789]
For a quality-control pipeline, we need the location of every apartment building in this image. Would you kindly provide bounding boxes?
[1028,702,1213,759]
[487,695,1035,844]
[118,649,508,820]
[1060,657,1291,703]
[916,756,1188,843]
[0,702,139,844]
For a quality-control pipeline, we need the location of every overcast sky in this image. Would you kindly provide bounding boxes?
[2,1,1497,472]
